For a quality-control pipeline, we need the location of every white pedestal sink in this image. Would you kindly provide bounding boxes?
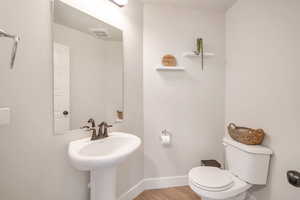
[68,132,141,200]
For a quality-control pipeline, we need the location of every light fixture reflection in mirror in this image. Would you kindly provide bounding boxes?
[109,0,128,7]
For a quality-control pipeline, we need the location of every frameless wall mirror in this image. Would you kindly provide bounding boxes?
[52,0,124,134]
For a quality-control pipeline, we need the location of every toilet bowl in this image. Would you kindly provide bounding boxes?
[188,137,272,200]
[189,167,251,200]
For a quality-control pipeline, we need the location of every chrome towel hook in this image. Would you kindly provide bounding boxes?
[0,29,20,69]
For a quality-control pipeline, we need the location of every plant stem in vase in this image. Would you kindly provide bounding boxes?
[194,38,204,71]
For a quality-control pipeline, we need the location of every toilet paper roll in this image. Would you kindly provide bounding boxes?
[160,134,170,145]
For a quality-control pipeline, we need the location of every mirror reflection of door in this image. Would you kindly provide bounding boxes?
[53,42,70,132]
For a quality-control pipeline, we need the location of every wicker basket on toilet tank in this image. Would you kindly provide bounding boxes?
[227,123,265,145]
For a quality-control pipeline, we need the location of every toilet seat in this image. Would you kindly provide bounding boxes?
[189,167,234,192]
[189,167,252,200]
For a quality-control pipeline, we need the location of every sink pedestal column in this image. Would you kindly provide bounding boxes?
[90,167,116,200]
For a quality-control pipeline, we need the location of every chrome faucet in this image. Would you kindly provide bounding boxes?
[81,119,112,141]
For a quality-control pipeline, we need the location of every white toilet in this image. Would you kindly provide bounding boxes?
[189,137,272,200]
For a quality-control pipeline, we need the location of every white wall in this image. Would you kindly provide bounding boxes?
[143,4,226,178]
[0,0,143,199]
[226,0,300,199]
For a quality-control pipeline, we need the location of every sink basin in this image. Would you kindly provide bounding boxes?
[69,132,141,170]
[68,132,141,200]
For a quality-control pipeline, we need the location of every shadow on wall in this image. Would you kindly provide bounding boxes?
[144,155,159,178]
[144,147,224,179]
[144,151,188,178]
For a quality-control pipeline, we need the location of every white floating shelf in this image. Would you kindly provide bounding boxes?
[156,66,185,71]
[183,52,215,58]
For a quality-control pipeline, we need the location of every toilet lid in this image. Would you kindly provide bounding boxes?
[189,167,234,191]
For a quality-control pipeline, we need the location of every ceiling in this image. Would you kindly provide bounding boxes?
[53,0,237,41]
[142,0,238,11]
[53,1,122,41]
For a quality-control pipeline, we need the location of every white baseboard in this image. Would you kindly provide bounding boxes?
[143,175,188,190]
[118,175,188,200]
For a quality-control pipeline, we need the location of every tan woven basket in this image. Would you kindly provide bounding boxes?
[227,123,265,145]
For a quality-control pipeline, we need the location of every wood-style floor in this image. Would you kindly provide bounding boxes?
[134,186,202,200]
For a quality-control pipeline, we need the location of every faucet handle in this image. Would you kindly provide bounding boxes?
[97,122,112,128]
[82,126,97,134]
[89,127,97,131]
[87,118,96,127]
[97,121,112,138]
[81,119,90,128]
[105,124,113,128]
[97,122,113,129]
[97,122,104,127]
[82,118,96,127]
[80,125,91,132]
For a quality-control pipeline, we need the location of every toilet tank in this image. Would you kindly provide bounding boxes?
[223,137,272,185]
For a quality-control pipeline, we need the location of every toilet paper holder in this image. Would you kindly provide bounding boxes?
[287,170,300,187]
